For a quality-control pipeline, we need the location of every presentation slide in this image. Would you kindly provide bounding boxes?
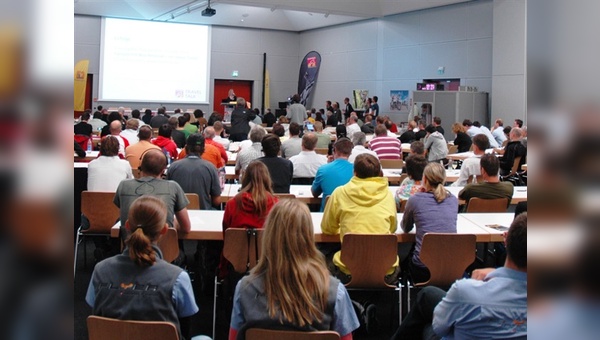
[99,18,210,103]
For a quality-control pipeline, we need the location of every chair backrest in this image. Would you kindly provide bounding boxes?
[466,197,509,212]
[87,315,179,340]
[448,145,459,154]
[246,328,340,340]
[80,191,120,234]
[341,234,398,288]
[397,199,408,213]
[185,193,201,210]
[380,159,404,169]
[418,233,476,287]
[315,148,328,155]
[510,155,523,175]
[274,193,296,200]
[223,228,264,273]
[157,228,179,263]
[388,173,407,186]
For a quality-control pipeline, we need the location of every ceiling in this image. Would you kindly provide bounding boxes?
[74,0,472,32]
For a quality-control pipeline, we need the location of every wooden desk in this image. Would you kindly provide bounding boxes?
[225,152,237,166]
[74,151,99,162]
[225,166,238,180]
[110,210,501,243]
[460,213,515,242]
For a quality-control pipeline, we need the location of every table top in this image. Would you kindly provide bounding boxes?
[460,213,515,242]
[74,150,99,162]
[111,209,507,243]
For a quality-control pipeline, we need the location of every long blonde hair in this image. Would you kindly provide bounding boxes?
[125,195,166,267]
[238,161,274,216]
[423,162,448,203]
[252,200,330,327]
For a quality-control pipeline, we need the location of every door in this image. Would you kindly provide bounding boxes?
[213,80,253,114]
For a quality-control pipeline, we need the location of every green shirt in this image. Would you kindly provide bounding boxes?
[458,181,514,211]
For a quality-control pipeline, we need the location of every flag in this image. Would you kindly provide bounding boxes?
[74,59,89,111]
[264,69,270,109]
[298,51,321,107]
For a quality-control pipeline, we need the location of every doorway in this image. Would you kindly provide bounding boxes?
[213,80,253,114]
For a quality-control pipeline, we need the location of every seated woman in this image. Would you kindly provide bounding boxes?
[452,122,472,153]
[394,154,428,207]
[219,161,279,279]
[86,195,202,340]
[401,162,458,283]
[229,199,360,340]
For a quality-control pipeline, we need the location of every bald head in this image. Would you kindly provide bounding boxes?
[140,149,167,177]
[204,126,216,139]
[110,120,122,134]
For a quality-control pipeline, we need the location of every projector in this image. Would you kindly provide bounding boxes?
[202,7,216,17]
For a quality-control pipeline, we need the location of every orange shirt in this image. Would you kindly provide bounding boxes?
[177,143,224,168]
[206,138,228,162]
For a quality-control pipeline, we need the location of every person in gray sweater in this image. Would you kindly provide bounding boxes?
[424,124,448,163]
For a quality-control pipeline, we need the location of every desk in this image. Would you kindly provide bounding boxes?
[225,166,238,180]
[110,210,501,243]
[460,213,515,242]
[74,150,99,162]
[225,152,237,166]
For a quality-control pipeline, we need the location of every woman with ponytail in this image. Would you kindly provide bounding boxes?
[86,196,204,340]
[228,199,360,340]
[401,162,458,283]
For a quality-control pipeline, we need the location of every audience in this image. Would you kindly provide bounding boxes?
[86,196,200,340]
[150,106,169,129]
[74,111,93,137]
[281,122,303,159]
[101,111,124,137]
[120,118,139,145]
[182,112,198,138]
[459,154,514,211]
[88,136,133,191]
[311,138,354,211]
[391,213,527,339]
[395,154,427,204]
[152,124,178,162]
[432,116,444,135]
[212,121,230,149]
[369,125,402,160]
[473,121,499,148]
[125,125,160,170]
[286,94,306,125]
[360,114,375,134]
[424,124,448,163]
[495,127,527,175]
[313,121,331,149]
[451,134,490,187]
[321,154,399,284]
[168,116,186,148]
[235,126,266,179]
[345,115,361,141]
[462,119,483,138]
[491,118,507,147]
[192,109,207,130]
[401,162,458,283]
[108,120,129,158]
[207,111,223,126]
[228,199,359,339]
[204,126,229,164]
[289,132,327,181]
[141,108,153,125]
[451,122,472,153]
[168,134,222,210]
[399,121,417,144]
[348,132,378,163]
[257,134,293,193]
[89,110,107,132]
[262,108,276,127]
[229,97,256,141]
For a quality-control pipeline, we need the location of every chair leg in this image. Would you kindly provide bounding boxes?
[74,230,81,278]
[212,276,219,340]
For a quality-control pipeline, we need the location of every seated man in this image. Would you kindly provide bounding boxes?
[321,153,398,282]
[369,124,402,160]
[458,154,514,211]
[391,213,527,340]
[257,133,293,193]
[495,127,527,176]
[289,132,327,182]
[114,149,191,241]
[281,122,302,159]
[311,138,354,211]
[235,126,266,178]
[451,134,490,187]
[348,132,378,163]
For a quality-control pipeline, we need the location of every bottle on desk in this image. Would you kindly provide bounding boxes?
[87,137,93,152]
[219,167,226,191]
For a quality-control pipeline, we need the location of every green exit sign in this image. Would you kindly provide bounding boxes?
[232,70,239,77]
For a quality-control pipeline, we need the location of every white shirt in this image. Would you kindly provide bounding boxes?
[450,154,482,187]
[214,135,231,150]
[120,129,139,146]
[112,135,128,157]
[346,123,361,141]
[348,146,379,163]
[289,151,327,178]
[87,156,133,192]
[479,125,499,148]
[466,126,483,138]
[491,126,507,146]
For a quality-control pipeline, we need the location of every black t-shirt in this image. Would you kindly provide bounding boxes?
[435,126,445,135]
[454,132,472,153]
[415,130,427,141]
[399,130,416,144]
[171,129,187,148]
[74,122,93,136]
[257,156,293,193]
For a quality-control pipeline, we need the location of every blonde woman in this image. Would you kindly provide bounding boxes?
[451,122,472,153]
[86,196,201,340]
[401,162,458,283]
[229,199,360,340]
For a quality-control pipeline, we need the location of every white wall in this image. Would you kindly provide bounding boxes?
[492,0,527,125]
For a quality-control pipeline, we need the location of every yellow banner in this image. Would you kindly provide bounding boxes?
[74,59,89,111]
[264,69,270,109]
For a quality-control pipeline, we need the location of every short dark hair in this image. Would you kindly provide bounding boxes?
[472,134,490,151]
[374,124,387,136]
[185,133,205,156]
[193,109,204,118]
[433,116,441,125]
[405,155,428,181]
[144,109,152,115]
[108,111,121,123]
[289,122,301,136]
[157,107,166,115]
[506,212,526,269]
[503,126,512,135]
[271,123,285,137]
[158,124,172,138]
[514,119,523,128]
[178,116,187,127]
[183,112,191,122]
[473,121,481,128]
[131,109,140,118]
[480,154,500,176]
[168,117,178,129]
[262,134,281,157]
[354,154,381,179]
[138,125,152,140]
[336,125,347,139]
[292,94,300,103]
[410,141,425,155]
[140,149,167,176]
[80,112,90,121]
[462,119,473,127]
[100,135,119,157]
[93,111,102,119]
[372,95,378,102]
[425,124,436,134]
[333,137,353,156]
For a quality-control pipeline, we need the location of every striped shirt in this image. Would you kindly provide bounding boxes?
[369,136,401,159]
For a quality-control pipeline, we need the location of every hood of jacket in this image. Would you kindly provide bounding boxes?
[429,131,445,141]
[153,136,172,148]
[338,176,391,207]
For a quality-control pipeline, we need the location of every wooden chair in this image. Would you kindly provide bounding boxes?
[388,173,407,186]
[407,233,476,309]
[275,193,296,199]
[87,316,179,340]
[397,199,408,213]
[380,159,404,169]
[75,191,119,277]
[466,197,509,212]
[185,193,201,210]
[315,148,329,155]
[213,228,264,339]
[246,329,340,340]
[340,234,402,325]
[157,228,179,263]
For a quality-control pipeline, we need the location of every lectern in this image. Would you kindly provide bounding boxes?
[220,101,236,122]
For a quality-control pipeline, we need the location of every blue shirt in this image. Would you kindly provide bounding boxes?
[311,159,353,211]
[432,267,527,339]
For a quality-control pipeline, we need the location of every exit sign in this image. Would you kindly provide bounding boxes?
[232,70,239,77]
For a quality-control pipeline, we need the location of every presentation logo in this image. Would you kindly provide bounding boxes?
[76,70,86,80]
[307,57,317,68]
[175,89,184,98]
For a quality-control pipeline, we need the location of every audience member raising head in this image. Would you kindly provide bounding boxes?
[228,199,360,339]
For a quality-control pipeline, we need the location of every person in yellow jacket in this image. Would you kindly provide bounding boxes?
[321,153,399,284]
